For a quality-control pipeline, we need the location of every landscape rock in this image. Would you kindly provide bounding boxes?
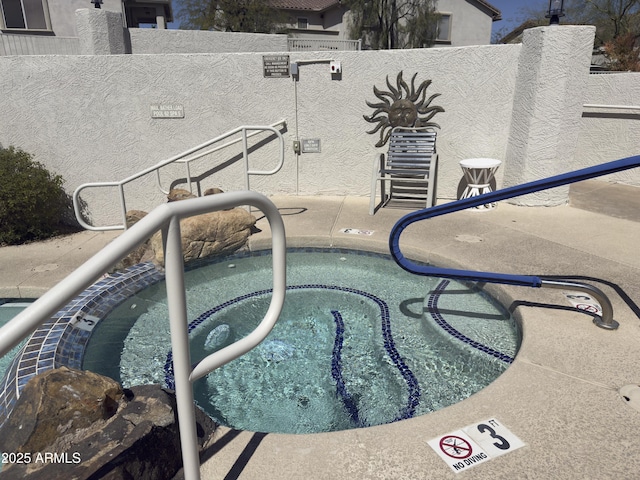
[0,367,123,454]
[203,187,224,196]
[114,187,255,270]
[125,210,148,227]
[167,189,197,202]
[149,207,256,264]
[111,210,156,271]
[0,368,216,480]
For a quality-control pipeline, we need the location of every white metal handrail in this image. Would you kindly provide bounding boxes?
[583,104,640,111]
[0,191,287,480]
[73,120,286,232]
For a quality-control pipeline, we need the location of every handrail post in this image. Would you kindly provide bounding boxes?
[163,216,201,480]
[73,186,93,231]
[243,127,250,191]
[186,162,193,194]
[540,279,618,330]
[119,185,128,230]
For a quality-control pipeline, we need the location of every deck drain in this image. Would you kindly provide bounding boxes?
[619,384,640,412]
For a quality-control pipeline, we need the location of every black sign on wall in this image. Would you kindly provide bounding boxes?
[263,55,290,78]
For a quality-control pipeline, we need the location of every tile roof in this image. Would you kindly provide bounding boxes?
[473,0,502,21]
[268,0,341,12]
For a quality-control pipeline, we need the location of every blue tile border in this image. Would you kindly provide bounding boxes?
[427,280,514,364]
[0,262,164,429]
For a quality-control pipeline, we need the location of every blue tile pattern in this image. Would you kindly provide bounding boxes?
[165,284,421,424]
[331,310,362,427]
[427,280,514,364]
[0,262,164,428]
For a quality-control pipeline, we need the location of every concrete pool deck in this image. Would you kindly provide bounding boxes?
[1,179,640,479]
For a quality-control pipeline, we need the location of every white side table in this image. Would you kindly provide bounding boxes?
[459,158,502,211]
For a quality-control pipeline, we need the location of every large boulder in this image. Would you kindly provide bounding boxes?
[167,188,197,202]
[111,210,156,271]
[149,207,256,264]
[116,188,256,269]
[0,367,216,480]
[0,367,123,453]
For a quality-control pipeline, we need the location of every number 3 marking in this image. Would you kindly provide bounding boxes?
[566,294,591,300]
[477,424,510,450]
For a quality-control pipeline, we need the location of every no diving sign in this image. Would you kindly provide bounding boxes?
[438,435,478,460]
[428,418,524,473]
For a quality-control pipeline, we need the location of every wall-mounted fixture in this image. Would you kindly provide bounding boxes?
[91,0,103,8]
[292,59,341,79]
[546,0,565,25]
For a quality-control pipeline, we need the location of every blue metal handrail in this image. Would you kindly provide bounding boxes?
[390,155,640,328]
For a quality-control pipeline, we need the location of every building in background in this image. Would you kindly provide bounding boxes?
[0,0,173,37]
[271,0,501,48]
[1,0,501,55]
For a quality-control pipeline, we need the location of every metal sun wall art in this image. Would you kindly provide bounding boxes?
[364,71,444,147]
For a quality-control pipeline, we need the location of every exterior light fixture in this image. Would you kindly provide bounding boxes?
[546,0,565,25]
[91,0,103,8]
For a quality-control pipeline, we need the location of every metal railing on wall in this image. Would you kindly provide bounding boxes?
[0,191,287,480]
[0,34,80,55]
[73,120,286,231]
[288,38,361,51]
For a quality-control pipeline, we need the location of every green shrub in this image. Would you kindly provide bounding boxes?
[0,146,73,245]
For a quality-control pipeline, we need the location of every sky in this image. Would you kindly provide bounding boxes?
[489,0,548,38]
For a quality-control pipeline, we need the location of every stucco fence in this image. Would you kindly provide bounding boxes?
[0,24,638,227]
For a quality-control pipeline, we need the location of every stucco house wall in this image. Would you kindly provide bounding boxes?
[437,0,497,47]
[1,0,171,40]
[283,5,348,39]
[2,0,499,57]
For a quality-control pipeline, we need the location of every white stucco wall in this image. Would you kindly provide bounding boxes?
[577,73,640,186]
[0,44,520,225]
[76,8,127,55]
[504,26,596,206]
[47,0,123,37]
[129,29,289,54]
[1,23,637,228]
